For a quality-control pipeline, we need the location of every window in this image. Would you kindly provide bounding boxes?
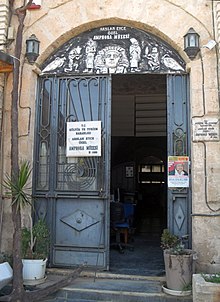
[138,156,165,184]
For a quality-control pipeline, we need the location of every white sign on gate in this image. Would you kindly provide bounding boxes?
[66,121,101,157]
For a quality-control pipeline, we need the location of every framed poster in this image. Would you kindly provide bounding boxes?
[168,156,189,188]
[125,166,134,178]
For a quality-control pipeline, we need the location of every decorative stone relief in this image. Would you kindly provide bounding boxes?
[41,26,186,75]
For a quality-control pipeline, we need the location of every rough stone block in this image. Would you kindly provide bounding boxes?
[193,274,220,302]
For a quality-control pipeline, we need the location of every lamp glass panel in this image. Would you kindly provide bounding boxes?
[189,35,196,47]
[184,35,190,48]
[27,41,34,53]
[26,39,39,54]
[33,42,40,54]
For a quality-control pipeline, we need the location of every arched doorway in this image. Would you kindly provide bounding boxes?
[33,25,190,272]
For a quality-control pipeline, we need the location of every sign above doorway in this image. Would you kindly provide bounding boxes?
[41,26,186,75]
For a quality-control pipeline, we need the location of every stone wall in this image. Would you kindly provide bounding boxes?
[191,0,220,273]
[1,0,220,273]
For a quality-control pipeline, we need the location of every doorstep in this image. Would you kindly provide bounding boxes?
[38,269,193,302]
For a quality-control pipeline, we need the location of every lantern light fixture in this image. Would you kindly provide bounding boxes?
[25,34,40,64]
[184,28,200,60]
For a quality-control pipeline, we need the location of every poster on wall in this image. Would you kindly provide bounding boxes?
[66,121,101,157]
[168,156,189,188]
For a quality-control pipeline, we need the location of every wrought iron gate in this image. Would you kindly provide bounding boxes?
[33,76,111,269]
[167,74,191,247]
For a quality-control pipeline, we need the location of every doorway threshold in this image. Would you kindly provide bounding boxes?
[110,233,165,277]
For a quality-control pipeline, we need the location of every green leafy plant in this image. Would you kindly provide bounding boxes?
[202,273,220,283]
[22,217,50,259]
[169,243,186,255]
[182,282,192,291]
[3,160,50,260]
[3,160,32,212]
[161,229,180,250]
[161,229,191,255]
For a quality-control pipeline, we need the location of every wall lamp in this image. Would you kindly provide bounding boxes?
[184,28,200,60]
[25,34,40,64]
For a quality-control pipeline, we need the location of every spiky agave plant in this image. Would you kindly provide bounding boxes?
[3,160,32,212]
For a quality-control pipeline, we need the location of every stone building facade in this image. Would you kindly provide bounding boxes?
[0,0,220,274]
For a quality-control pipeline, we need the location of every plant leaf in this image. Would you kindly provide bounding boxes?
[2,160,33,212]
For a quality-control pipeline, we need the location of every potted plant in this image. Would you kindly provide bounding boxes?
[3,160,50,286]
[161,229,194,296]
[21,215,50,285]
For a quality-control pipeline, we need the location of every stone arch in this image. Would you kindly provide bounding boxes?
[37,18,184,63]
[31,1,214,68]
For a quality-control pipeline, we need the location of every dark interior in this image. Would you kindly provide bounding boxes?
[110,74,167,275]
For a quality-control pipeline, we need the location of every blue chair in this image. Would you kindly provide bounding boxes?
[110,202,134,253]
[124,203,135,224]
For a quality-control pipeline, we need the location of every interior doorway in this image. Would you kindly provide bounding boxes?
[110,74,167,276]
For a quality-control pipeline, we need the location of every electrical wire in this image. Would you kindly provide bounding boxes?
[18,56,32,138]
[192,213,220,217]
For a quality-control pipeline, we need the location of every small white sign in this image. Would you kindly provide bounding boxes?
[66,121,101,157]
[192,118,219,141]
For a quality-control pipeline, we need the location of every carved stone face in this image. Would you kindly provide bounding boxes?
[105,50,120,68]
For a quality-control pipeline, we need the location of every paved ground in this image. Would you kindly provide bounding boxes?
[109,234,165,276]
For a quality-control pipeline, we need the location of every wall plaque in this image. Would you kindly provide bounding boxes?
[66,121,101,157]
[192,118,219,141]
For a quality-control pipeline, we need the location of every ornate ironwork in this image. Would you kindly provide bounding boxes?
[64,158,97,191]
[35,76,108,193]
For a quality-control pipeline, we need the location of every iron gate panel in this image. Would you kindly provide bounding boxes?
[167,74,191,247]
[55,198,104,247]
[33,76,111,269]
[53,197,106,267]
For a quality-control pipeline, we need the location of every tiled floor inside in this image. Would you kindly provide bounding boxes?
[109,233,165,276]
